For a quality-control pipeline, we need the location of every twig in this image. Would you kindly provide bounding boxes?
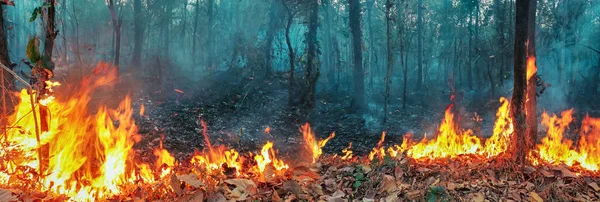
[1,63,42,175]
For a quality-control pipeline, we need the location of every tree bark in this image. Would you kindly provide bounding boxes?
[107,0,121,67]
[300,0,319,109]
[0,4,15,122]
[384,0,393,123]
[349,0,365,111]
[416,0,423,90]
[192,0,199,65]
[281,0,295,106]
[511,0,536,165]
[206,0,215,70]
[264,1,278,76]
[132,0,143,67]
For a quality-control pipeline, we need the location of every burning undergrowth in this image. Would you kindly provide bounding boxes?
[0,63,599,201]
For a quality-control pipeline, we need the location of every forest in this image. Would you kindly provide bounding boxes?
[0,0,599,201]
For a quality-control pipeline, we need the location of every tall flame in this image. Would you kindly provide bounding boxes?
[301,123,335,163]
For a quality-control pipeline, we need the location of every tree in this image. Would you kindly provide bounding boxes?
[132,0,143,67]
[300,0,320,109]
[280,0,297,106]
[0,2,15,126]
[264,0,279,76]
[383,0,394,123]
[416,0,423,89]
[511,0,536,165]
[349,0,365,110]
[107,0,122,67]
[206,0,215,70]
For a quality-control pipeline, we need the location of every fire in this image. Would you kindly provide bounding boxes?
[405,105,483,160]
[154,137,176,178]
[527,57,537,80]
[301,123,335,163]
[369,132,387,161]
[0,63,143,200]
[341,142,353,161]
[253,141,289,180]
[364,97,514,162]
[530,110,600,172]
[481,97,514,157]
[139,104,145,116]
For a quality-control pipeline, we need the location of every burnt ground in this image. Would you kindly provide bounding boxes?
[127,70,539,164]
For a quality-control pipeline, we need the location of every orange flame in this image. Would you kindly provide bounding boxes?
[140,104,145,116]
[527,57,537,81]
[301,123,335,163]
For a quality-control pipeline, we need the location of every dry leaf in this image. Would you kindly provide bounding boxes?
[225,179,258,201]
[471,192,485,202]
[178,191,204,202]
[446,182,457,191]
[383,191,400,202]
[589,182,600,192]
[361,164,372,173]
[0,189,18,202]
[272,190,282,202]
[177,173,204,188]
[327,190,346,202]
[379,175,398,193]
[553,165,577,178]
[539,169,554,178]
[283,180,304,196]
[406,190,422,200]
[530,192,543,202]
[169,174,183,196]
[207,192,227,202]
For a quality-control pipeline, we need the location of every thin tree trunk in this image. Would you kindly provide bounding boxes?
[416,0,423,90]
[281,1,295,106]
[511,0,535,165]
[525,0,537,164]
[132,0,143,67]
[0,4,15,124]
[384,0,393,123]
[107,0,121,67]
[367,0,374,89]
[40,0,58,175]
[349,0,365,110]
[300,0,319,109]
[206,0,214,70]
[192,0,199,65]
[264,1,278,76]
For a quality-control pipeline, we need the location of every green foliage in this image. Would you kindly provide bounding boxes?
[426,186,448,202]
[26,37,41,63]
[29,2,52,22]
[352,165,368,190]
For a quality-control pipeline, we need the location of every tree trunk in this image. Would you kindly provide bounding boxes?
[416,0,423,90]
[164,2,172,57]
[383,0,393,123]
[349,0,365,111]
[132,0,143,67]
[525,0,537,164]
[367,0,374,89]
[467,9,473,90]
[192,0,199,65]
[0,4,15,123]
[61,0,67,64]
[40,0,58,176]
[107,0,121,67]
[495,0,505,87]
[300,0,319,109]
[281,1,295,106]
[206,0,215,70]
[511,0,536,165]
[264,1,278,76]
